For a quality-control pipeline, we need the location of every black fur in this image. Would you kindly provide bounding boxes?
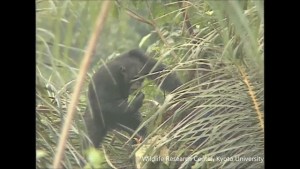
[84,49,182,147]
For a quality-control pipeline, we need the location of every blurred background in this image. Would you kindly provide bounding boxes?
[36,0,264,168]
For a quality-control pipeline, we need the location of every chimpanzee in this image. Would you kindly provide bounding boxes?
[84,49,182,148]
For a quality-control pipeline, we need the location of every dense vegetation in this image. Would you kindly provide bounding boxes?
[36,0,264,168]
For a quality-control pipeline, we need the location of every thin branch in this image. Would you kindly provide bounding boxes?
[178,0,195,37]
[119,1,179,60]
[145,1,179,60]
[125,8,153,26]
[238,66,264,131]
[52,1,112,168]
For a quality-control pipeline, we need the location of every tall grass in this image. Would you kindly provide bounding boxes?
[36,0,264,168]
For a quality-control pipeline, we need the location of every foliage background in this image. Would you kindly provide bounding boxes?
[36,0,264,168]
